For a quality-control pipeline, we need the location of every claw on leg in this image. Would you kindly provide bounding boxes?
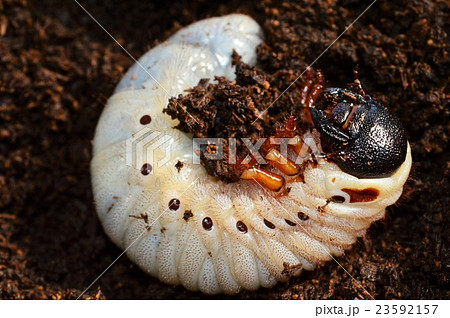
[241,167,285,192]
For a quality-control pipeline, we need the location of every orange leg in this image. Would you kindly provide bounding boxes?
[289,135,304,155]
[239,113,309,191]
[240,68,331,191]
[300,69,324,125]
[272,115,305,155]
[265,148,299,176]
[239,114,304,191]
[240,167,285,192]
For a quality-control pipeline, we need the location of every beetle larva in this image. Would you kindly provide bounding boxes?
[91,14,412,294]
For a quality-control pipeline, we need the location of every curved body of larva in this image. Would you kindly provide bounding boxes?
[91,14,412,294]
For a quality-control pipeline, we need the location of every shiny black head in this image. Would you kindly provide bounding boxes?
[310,87,407,178]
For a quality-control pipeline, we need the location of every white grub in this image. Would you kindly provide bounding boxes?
[91,14,412,294]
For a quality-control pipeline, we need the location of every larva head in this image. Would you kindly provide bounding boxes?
[310,87,408,178]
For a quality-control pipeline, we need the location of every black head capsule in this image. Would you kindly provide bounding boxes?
[309,87,407,178]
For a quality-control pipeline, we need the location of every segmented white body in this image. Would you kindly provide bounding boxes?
[91,14,412,294]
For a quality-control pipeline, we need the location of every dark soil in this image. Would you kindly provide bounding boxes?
[0,0,448,299]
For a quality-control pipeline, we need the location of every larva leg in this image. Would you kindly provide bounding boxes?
[240,167,285,192]
[300,69,324,124]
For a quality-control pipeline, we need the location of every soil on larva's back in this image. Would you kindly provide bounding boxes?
[0,0,448,299]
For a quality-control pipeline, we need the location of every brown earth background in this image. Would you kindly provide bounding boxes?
[0,0,449,299]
